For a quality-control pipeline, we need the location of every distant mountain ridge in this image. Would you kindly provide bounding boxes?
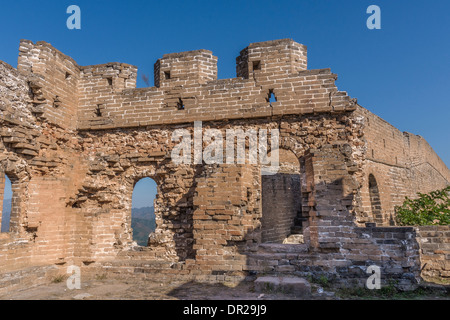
[1,198,11,233]
[131,206,156,246]
[132,206,156,220]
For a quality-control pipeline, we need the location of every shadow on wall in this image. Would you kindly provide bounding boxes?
[163,174,423,295]
[145,161,204,261]
[261,173,303,244]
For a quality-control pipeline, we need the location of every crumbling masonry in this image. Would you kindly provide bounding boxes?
[0,39,449,293]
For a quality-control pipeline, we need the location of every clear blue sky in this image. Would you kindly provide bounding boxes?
[132,178,157,208]
[1,0,449,203]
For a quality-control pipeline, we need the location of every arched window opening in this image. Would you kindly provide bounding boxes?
[261,149,304,244]
[131,177,158,246]
[1,175,13,233]
[368,174,383,225]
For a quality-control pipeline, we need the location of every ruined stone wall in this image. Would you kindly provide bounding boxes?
[67,113,361,266]
[17,40,81,130]
[0,39,449,291]
[355,106,450,226]
[248,144,421,289]
[0,59,89,276]
[0,60,38,273]
[415,226,450,280]
[247,227,421,290]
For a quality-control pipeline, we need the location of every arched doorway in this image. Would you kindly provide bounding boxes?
[368,174,383,225]
[1,174,13,233]
[261,149,304,243]
[131,177,158,246]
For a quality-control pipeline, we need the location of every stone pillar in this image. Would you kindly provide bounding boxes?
[303,144,359,250]
[154,50,218,88]
[192,164,260,273]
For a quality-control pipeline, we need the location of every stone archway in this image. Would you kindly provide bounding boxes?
[0,173,12,233]
[260,149,304,243]
[131,177,157,246]
[121,164,197,261]
[0,159,29,236]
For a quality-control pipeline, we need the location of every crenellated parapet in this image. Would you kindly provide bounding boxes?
[13,39,356,131]
[236,39,307,80]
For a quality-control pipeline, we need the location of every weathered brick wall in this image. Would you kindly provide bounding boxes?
[74,39,355,130]
[0,60,37,272]
[247,143,421,289]
[155,49,218,87]
[236,39,307,79]
[355,106,450,226]
[415,226,450,280]
[18,40,81,130]
[246,226,421,290]
[78,62,138,128]
[65,114,360,265]
[0,60,89,275]
[0,39,449,292]
[301,144,360,250]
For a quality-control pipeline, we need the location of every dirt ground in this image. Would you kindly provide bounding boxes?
[1,277,449,300]
[0,277,331,300]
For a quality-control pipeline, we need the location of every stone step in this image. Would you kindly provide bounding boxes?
[103,259,175,268]
[254,276,311,297]
[99,259,187,278]
[255,243,308,254]
[0,265,59,297]
[98,260,189,281]
[246,247,310,273]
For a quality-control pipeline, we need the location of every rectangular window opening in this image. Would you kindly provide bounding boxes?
[164,71,171,80]
[267,89,277,104]
[253,60,261,71]
[1,175,13,233]
[95,105,103,117]
[177,98,185,110]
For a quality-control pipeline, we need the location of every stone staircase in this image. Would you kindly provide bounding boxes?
[254,276,311,297]
[246,243,309,274]
[95,258,189,282]
[249,243,312,297]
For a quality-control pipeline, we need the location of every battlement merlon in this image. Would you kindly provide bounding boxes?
[154,50,218,88]
[14,39,356,131]
[237,39,308,80]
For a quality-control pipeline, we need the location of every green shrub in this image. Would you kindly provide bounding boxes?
[395,186,450,226]
[52,275,66,283]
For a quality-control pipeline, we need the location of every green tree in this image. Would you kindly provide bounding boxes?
[395,186,450,226]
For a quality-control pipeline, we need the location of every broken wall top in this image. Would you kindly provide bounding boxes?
[11,39,357,131]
